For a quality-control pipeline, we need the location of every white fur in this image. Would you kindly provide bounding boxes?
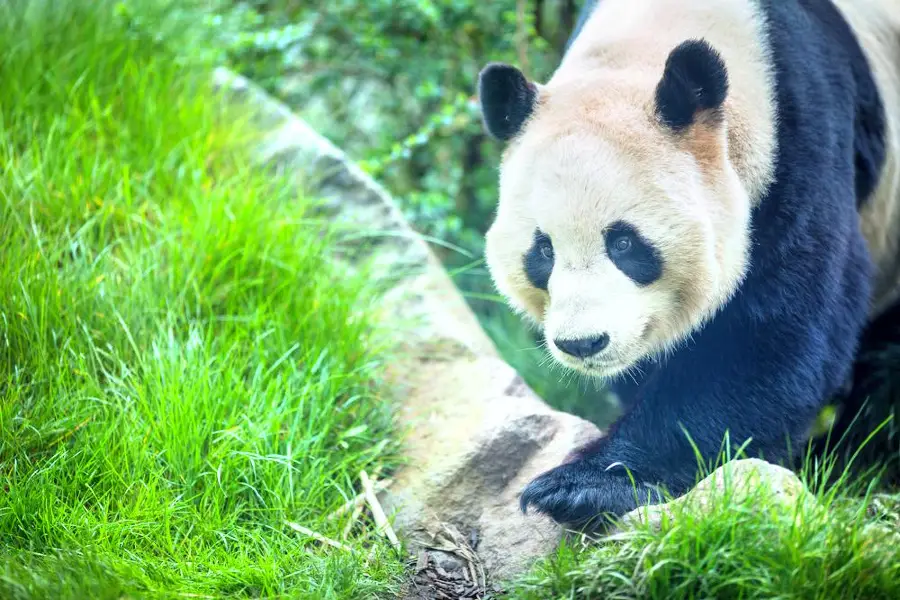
[832,0,900,317]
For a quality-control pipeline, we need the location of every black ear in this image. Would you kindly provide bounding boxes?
[654,39,729,131]
[478,62,539,141]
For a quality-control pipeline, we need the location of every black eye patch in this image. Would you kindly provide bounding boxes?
[605,221,663,286]
[523,229,554,290]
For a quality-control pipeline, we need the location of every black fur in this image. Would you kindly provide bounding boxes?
[807,0,887,207]
[655,39,729,131]
[478,62,538,141]
[605,221,663,286]
[523,229,554,290]
[520,0,890,527]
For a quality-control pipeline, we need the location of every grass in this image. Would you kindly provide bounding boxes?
[0,1,406,597]
[501,447,900,600]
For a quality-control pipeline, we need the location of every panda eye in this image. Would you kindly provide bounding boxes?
[540,242,554,261]
[612,235,632,254]
[604,221,662,286]
[525,229,555,290]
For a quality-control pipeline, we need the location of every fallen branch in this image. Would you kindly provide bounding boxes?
[336,470,393,540]
[327,474,392,522]
[360,469,401,552]
[286,521,353,553]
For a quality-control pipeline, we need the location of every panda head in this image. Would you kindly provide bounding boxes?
[479,39,753,378]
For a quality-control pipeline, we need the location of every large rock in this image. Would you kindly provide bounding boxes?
[211,68,604,586]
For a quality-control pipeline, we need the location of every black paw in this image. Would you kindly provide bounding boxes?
[520,460,665,527]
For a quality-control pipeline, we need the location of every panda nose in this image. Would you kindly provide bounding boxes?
[554,334,610,359]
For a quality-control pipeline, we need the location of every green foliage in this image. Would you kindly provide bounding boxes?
[219,0,564,246]
[0,0,405,596]
[218,0,619,426]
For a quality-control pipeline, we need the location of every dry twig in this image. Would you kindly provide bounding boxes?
[360,469,402,552]
[286,521,353,553]
[327,472,391,522]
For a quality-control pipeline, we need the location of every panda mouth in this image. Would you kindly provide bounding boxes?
[554,354,627,378]
[582,360,626,377]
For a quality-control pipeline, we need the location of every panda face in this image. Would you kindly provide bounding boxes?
[480,40,754,379]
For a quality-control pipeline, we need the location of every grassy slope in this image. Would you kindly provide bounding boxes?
[0,1,405,597]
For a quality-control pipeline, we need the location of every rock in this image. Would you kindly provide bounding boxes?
[381,355,602,582]
[430,550,465,573]
[211,68,605,585]
[619,458,820,531]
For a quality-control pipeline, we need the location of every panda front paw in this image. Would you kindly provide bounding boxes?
[519,460,665,527]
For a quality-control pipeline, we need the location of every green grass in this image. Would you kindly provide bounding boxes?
[502,451,900,600]
[0,1,406,597]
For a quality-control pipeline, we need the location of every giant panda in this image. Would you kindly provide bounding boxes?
[476,0,900,526]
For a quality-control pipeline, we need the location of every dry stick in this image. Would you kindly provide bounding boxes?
[328,493,365,522]
[327,474,392,522]
[336,467,391,541]
[327,464,384,521]
[360,469,402,552]
[286,521,354,553]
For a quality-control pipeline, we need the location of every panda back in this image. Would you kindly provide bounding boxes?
[830,0,900,317]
